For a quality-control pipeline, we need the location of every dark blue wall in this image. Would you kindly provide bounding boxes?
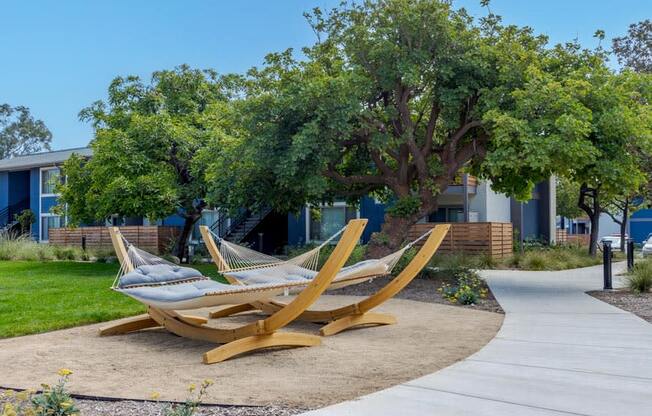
[0,172,8,212]
[8,171,30,207]
[287,210,307,246]
[630,209,652,243]
[522,199,540,239]
[359,196,386,242]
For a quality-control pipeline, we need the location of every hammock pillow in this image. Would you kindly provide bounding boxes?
[119,264,204,288]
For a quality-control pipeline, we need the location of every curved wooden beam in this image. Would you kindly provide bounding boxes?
[319,312,397,336]
[101,219,367,363]
[206,224,451,335]
[203,332,321,364]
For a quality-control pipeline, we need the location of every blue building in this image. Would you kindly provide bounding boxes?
[630,209,652,243]
[0,147,92,241]
[0,147,556,252]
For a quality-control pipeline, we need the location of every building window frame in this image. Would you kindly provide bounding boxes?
[305,202,361,244]
[39,166,65,242]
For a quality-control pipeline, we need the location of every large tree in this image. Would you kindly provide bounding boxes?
[0,104,52,159]
[483,53,652,255]
[58,66,230,259]
[612,20,652,73]
[205,0,598,250]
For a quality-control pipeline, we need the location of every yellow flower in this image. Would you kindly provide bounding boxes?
[40,384,50,391]
[202,379,214,387]
[57,368,73,377]
[188,383,196,392]
[150,392,161,401]
[15,391,29,401]
[60,401,73,409]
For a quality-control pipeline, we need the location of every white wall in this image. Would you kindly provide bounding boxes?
[599,213,622,239]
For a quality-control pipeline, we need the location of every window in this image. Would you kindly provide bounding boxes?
[309,204,358,242]
[40,215,64,242]
[41,168,63,195]
[428,206,464,223]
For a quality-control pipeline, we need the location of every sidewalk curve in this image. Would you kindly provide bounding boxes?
[303,262,652,416]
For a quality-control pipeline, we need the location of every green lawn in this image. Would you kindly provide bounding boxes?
[0,261,223,338]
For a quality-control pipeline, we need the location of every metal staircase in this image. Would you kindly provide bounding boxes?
[0,197,29,233]
[209,206,273,243]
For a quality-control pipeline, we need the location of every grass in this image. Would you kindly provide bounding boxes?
[428,245,622,271]
[627,258,652,293]
[0,261,224,338]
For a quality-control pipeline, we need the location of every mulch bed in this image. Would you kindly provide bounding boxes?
[329,268,504,314]
[587,290,652,323]
[0,391,305,416]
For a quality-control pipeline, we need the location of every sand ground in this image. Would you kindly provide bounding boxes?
[0,295,502,407]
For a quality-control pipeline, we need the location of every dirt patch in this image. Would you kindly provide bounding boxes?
[329,270,504,314]
[0,295,502,408]
[588,290,652,323]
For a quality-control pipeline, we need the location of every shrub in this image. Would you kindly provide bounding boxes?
[30,369,79,416]
[438,268,488,305]
[288,243,367,269]
[627,259,652,293]
[153,379,214,416]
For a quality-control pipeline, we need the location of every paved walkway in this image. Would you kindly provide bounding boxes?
[304,262,652,415]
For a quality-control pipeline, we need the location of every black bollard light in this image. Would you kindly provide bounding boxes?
[81,236,86,252]
[627,239,635,272]
[603,240,613,290]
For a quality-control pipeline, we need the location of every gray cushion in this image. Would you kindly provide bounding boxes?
[118,264,204,288]
[120,279,233,303]
[227,264,316,284]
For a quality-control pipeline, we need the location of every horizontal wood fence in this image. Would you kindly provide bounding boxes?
[556,229,568,243]
[49,226,181,254]
[409,222,513,258]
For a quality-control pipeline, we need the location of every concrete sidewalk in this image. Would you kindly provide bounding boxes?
[303,262,652,415]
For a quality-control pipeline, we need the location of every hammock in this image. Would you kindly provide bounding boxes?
[101,220,368,364]
[111,232,358,310]
[202,226,436,290]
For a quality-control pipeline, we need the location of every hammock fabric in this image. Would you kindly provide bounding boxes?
[204,226,435,290]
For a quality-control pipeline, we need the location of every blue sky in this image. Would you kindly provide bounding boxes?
[1,0,649,150]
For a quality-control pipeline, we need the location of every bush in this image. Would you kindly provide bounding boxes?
[0,232,118,263]
[287,243,367,269]
[627,259,652,293]
[1,369,79,416]
[437,267,488,305]
[152,379,214,416]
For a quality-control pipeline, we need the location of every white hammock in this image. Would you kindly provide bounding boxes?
[205,227,435,290]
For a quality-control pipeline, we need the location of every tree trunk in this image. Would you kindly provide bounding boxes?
[588,210,600,257]
[578,184,601,257]
[367,199,436,257]
[174,214,200,262]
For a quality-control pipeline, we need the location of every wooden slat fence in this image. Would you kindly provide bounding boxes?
[409,222,513,258]
[556,229,568,243]
[49,226,181,254]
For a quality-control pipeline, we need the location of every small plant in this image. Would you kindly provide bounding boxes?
[30,369,79,416]
[1,389,36,416]
[627,259,652,293]
[438,268,488,305]
[153,379,214,416]
[14,209,36,235]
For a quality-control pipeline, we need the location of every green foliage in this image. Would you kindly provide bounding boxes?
[508,245,602,270]
[556,178,583,219]
[14,209,36,235]
[437,268,488,305]
[391,247,417,276]
[0,233,113,262]
[159,380,214,416]
[30,370,79,416]
[58,66,234,257]
[0,104,52,159]
[612,20,652,73]
[627,258,652,293]
[385,196,421,219]
[204,0,603,230]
